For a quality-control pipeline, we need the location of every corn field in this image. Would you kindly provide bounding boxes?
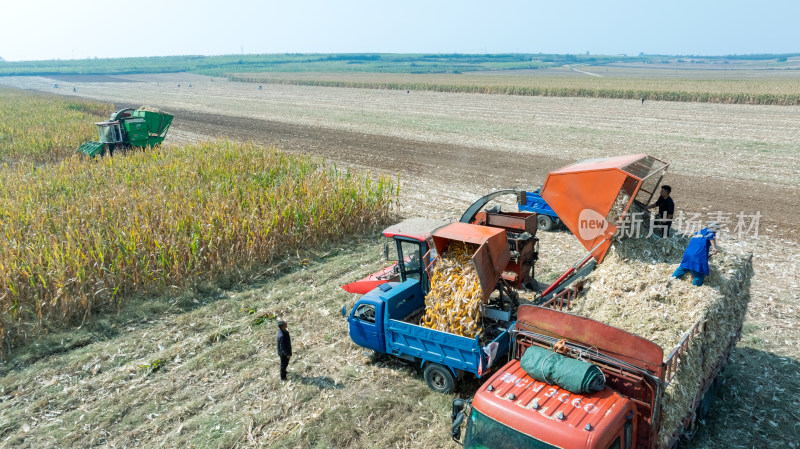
[0,87,112,164]
[0,91,396,353]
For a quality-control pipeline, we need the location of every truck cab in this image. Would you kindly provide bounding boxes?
[461,360,635,449]
[347,282,399,354]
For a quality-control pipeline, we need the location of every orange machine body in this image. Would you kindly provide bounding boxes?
[470,210,538,289]
[540,154,669,262]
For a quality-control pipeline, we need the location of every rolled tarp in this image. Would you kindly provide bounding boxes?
[520,345,605,394]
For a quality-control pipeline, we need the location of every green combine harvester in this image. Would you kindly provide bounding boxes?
[78,107,173,157]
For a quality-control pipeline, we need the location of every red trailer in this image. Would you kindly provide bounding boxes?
[451,304,740,449]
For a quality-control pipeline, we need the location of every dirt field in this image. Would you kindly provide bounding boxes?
[0,73,798,448]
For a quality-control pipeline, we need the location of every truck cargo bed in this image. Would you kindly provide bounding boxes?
[386,318,510,376]
[381,279,511,376]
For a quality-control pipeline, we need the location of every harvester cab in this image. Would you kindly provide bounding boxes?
[341,217,450,295]
[78,107,173,157]
[538,153,669,300]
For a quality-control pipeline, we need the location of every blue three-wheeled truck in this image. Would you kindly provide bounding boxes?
[343,192,541,393]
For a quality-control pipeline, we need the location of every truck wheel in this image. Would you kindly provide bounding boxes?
[424,363,455,394]
[537,215,553,231]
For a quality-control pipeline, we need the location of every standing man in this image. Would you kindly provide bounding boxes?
[277,321,292,381]
[672,222,719,286]
[648,185,674,237]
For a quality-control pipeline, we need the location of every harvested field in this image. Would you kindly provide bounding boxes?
[0,74,798,448]
[0,240,459,449]
[47,74,136,83]
[2,74,798,187]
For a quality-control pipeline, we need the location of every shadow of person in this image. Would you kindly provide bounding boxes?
[297,375,345,390]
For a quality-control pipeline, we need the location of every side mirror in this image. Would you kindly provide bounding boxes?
[451,398,469,444]
[451,399,466,420]
[519,190,527,206]
[341,305,347,318]
[451,411,465,442]
[383,243,390,261]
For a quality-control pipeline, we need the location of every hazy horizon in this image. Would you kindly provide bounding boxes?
[2,0,799,62]
[2,50,800,64]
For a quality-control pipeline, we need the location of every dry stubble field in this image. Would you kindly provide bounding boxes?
[0,73,798,448]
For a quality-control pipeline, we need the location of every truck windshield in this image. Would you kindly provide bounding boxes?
[465,409,558,449]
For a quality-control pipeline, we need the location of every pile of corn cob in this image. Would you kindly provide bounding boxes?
[420,241,484,338]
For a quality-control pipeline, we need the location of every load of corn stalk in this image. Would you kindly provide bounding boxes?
[420,242,484,338]
[137,105,166,113]
[567,234,753,447]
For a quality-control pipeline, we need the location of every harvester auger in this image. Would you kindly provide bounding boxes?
[77,107,173,157]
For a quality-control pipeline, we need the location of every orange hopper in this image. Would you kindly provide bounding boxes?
[541,153,669,263]
[430,222,511,301]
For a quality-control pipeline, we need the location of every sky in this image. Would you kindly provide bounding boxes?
[1,0,799,61]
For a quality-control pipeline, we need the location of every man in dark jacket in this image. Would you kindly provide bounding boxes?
[277,321,292,381]
[648,185,675,237]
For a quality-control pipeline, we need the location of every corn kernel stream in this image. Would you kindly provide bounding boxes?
[420,242,483,338]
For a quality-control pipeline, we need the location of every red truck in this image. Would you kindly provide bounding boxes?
[450,303,739,449]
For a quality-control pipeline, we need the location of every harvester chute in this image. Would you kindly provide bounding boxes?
[541,153,669,262]
[538,153,669,300]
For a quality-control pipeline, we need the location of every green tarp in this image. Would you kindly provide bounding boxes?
[519,345,605,394]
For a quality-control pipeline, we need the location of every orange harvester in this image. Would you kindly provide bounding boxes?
[540,153,669,263]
